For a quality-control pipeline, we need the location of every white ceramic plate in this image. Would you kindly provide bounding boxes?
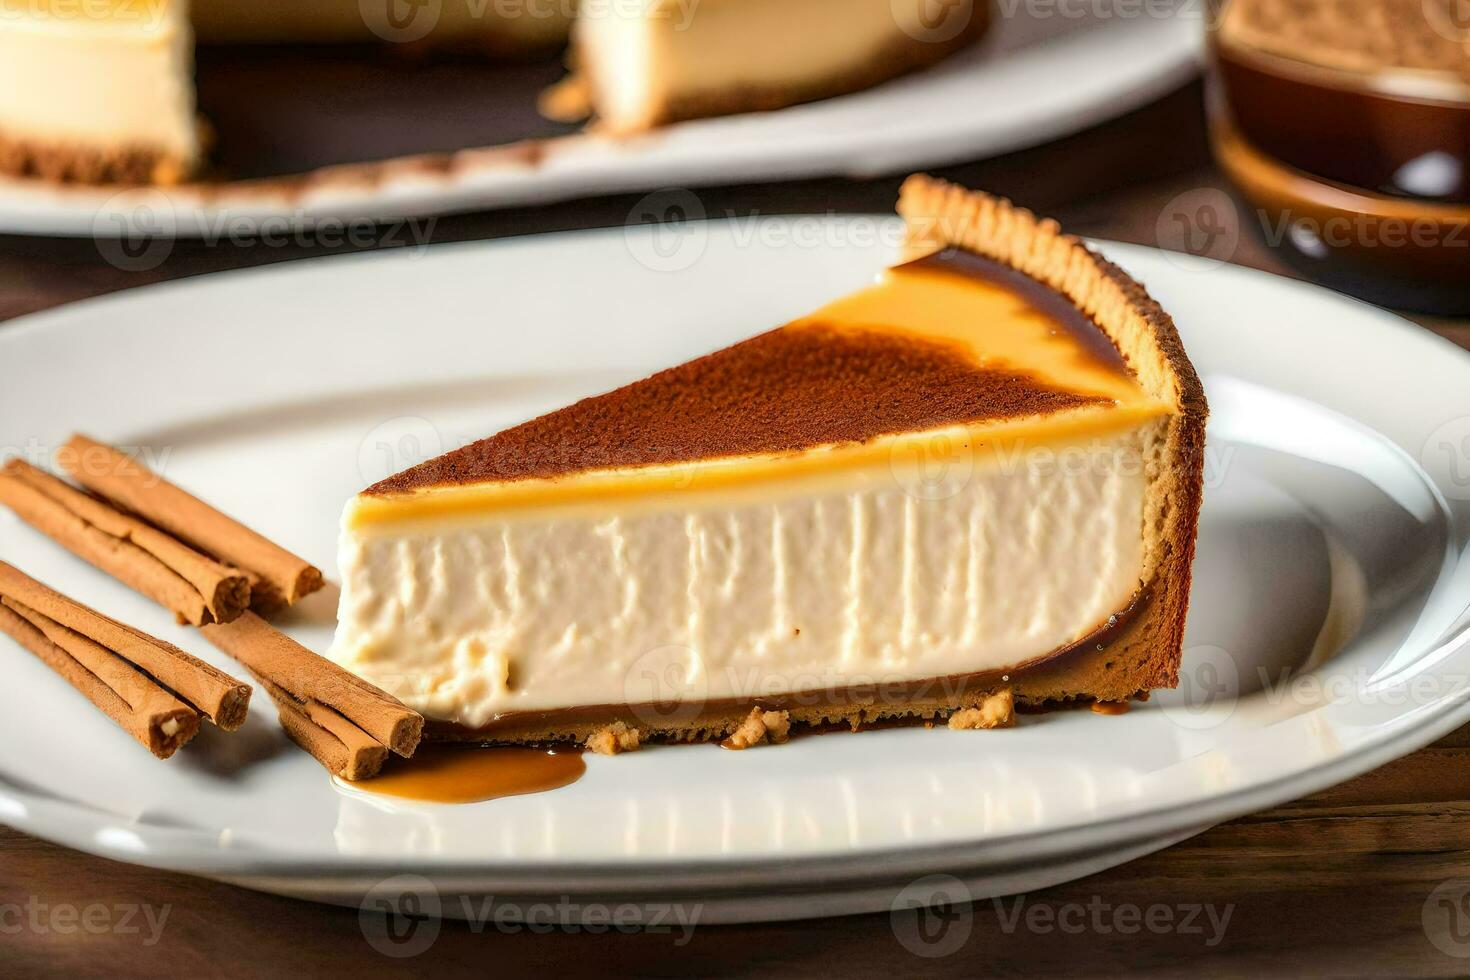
[2,218,1469,925]
[0,11,1201,237]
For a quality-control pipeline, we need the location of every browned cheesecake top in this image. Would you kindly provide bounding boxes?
[366,251,1137,496]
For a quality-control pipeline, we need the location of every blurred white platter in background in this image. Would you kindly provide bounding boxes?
[0,10,1201,237]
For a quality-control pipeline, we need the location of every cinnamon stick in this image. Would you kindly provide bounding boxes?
[58,435,323,611]
[0,459,250,626]
[0,562,251,730]
[203,613,422,756]
[0,600,200,759]
[252,672,388,781]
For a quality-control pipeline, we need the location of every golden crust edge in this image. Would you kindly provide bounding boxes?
[897,173,1208,694]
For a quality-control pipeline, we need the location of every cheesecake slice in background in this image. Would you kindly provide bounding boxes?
[571,0,990,133]
[0,0,989,184]
[331,175,1208,746]
[0,0,200,184]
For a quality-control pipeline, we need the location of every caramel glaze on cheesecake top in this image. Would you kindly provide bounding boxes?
[367,250,1136,496]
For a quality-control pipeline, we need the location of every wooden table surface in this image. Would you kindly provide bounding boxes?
[3,82,1469,977]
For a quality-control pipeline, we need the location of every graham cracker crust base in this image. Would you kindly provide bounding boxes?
[428,587,1166,747]
[426,637,1155,747]
[0,129,195,186]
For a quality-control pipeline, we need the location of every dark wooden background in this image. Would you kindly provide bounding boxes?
[3,82,1470,977]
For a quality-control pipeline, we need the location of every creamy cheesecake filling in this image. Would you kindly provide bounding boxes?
[0,0,198,168]
[334,422,1152,727]
[576,0,980,133]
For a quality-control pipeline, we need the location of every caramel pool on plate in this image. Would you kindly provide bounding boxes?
[354,745,586,804]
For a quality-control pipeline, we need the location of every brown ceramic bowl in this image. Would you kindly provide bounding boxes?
[1206,18,1470,313]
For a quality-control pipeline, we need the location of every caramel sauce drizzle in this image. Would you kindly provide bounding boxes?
[352,745,585,804]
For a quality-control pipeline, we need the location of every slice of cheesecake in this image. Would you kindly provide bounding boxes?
[0,0,567,186]
[0,0,200,185]
[570,0,989,134]
[331,175,1207,745]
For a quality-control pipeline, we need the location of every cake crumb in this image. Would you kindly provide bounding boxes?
[761,709,791,743]
[585,722,641,755]
[538,74,591,122]
[947,690,1016,730]
[722,708,792,750]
